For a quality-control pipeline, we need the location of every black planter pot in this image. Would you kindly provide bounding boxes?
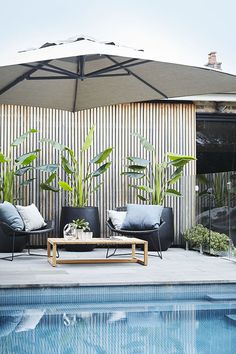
[60,206,100,251]
[0,226,27,253]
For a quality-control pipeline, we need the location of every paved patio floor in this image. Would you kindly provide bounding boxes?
[0,248,235,288]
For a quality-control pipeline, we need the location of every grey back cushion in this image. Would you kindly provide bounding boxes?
[0,201,24,230]
[121,204,163,230]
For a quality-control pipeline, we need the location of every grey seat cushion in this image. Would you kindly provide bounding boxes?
[121,204,163,231]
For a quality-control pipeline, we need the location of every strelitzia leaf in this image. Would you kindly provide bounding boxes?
[36,164,59,173]
[90,147,113,164]
[170,167,183,178]
[128,184,154,193]
[169,158,194,168]
[127,157,150,166]
[40,138,66,151]
[132,133,155,152]
[58,181,73,191]
[20,178,35,186]
[61,156,74,174]
[44,172,57,184]
[127,165,147,171]
[167,153,196,167]
[165,188,182,197]
[168,173,183,185]
[16,151,39,166]
[167,153,196,161]
[65,147,77,164]
[40,183,59,192]
[81,125,95,151]
[121,171,145,179]
[11,129,38,146]
[93,162,111,177]
[0,152,8,163]
[15,166,33,176]
[137,194,147,201]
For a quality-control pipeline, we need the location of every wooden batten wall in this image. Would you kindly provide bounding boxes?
[0,102,196,245]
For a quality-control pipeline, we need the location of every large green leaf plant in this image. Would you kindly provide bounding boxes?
[0,129,40,203]
[122,133,196,205]
[40,125,113,207]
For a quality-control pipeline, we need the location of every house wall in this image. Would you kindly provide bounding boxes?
[0,102,196,246]
[196,101,236,114]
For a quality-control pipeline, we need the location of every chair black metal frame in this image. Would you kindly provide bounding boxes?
[106,219,163,259]
[0,220,55,261]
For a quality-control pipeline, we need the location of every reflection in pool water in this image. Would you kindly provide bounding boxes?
[1,300,236,354]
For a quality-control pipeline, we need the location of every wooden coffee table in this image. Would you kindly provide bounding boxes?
[47,237,148,267]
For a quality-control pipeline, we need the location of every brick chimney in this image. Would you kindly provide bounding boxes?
[206,52,222,70]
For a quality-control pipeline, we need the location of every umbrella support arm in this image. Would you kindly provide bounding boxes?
[0,61,50,95]
[106,55,168,99]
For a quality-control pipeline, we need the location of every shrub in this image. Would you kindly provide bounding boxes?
[183,224,229,251]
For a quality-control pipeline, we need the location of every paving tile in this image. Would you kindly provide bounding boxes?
[0,248,236,287]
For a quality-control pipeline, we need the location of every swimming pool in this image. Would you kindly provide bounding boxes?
[0,283,236,354]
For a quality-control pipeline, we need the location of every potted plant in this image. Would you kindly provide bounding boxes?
[0,129,41,252]
[122,133,196,250]
[40,125,113,251]
[72,218,91,240]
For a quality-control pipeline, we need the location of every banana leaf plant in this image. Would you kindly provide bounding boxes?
[40,125,113,207]
[0,129,40,203]
[122,133,196,205]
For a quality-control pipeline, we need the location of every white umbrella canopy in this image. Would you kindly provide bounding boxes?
[0,36,236,112]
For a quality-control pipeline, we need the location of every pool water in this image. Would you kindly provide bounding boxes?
[0,284,236,354]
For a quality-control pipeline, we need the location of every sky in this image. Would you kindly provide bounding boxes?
[1,0,236,74]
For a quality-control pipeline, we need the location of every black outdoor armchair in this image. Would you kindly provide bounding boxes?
[0,220,54,261]
[106,218,163,258]
[108,206,174,249]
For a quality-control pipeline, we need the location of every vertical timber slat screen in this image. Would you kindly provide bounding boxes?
[0,103,196,246]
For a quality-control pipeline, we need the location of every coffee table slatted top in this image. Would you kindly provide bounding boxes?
[47,237,146,245]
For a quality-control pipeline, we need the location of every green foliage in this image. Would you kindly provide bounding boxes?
[209,231,229,252]
[122,133,195,205]
[183,224,229,251]
[72,218,90,231]
[40,125,113,207]
[197,172,233,207]
[183,224,209,247]
[0,130,39,203]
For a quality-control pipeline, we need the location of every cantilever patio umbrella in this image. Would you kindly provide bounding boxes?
[0,36,236,112]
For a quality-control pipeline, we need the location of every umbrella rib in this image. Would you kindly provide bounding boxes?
[45,63,81,78]
[86,58,139,77]
[27,73,131,80]
[0,61,50,95]
[27,76,73,80]
[106,55,168,99]
[21,63,79,78]
[88,73,130,78]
